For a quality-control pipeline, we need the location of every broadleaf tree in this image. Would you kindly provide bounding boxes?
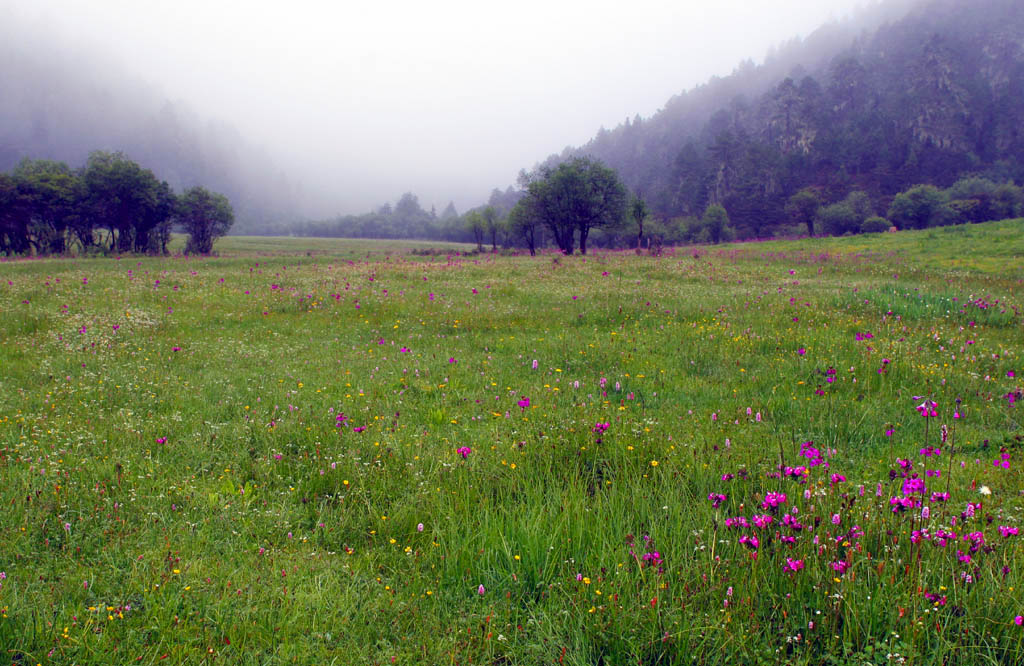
[178,186,234,254]
[517,157,628,255]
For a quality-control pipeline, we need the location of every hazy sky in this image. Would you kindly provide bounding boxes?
[9,0,870,216]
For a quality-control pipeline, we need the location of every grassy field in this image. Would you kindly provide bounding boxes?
[1,220,1022,664]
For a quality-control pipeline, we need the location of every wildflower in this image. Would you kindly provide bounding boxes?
[457,446,472,459]
[708,493,726,508]
[641,551,662,567]
[517,397,530,410]
[831,561,849,574]
[448,357,457,364]
[1015,616,1023,626]
[417,523,424,532]
[762,492,787,511]
[477,584,485,595]
[916,400,938,418]
[531,359,538,369]
[156,437,167,444]
[739,534,759,550]
[797,348,806,356]
[784,558,804,573]
[890,496,919,513]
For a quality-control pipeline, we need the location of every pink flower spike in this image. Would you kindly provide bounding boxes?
[477,584,485,596]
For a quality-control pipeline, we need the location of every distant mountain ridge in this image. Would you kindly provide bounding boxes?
[548,0,1024,238]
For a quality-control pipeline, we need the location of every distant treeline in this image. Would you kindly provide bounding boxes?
[0,151,234,256]
[284,173,1022,253]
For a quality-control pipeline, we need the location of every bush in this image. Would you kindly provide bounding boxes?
[860,216,891,233]
[818,203,859,236]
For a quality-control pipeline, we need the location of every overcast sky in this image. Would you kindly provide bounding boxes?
[8,0,871,216]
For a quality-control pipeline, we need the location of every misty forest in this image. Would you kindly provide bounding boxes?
[2,0,1023,254]
[3,0,1024,664]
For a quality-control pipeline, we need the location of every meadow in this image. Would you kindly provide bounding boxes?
[1,220,1023,664]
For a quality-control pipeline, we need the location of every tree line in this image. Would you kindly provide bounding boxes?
[0,151,234,256]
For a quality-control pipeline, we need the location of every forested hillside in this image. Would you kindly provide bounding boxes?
[564,0,1024,238]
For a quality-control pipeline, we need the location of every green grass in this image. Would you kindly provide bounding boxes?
[1,221,1023,664]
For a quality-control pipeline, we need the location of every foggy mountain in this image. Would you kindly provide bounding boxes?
[0,14,300,232]
[542,0,1024,237]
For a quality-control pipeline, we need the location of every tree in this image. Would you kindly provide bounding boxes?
[817,202,859,236]
[518,157,628,255]
[630,195,649,250]
[178,186,234,254]
[887,185,946,229]
[464,210,485,251]
[11,158,81,255]
[701,204,731,244]
[785,189,821,236]
[82,151,173,253]
[0,172,32,255]
[508,198,542,256]
[482,205,500,251]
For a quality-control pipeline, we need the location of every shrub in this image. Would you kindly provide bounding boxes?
[860,216,891,233]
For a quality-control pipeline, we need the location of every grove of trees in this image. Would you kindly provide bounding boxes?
[0,151,234,256]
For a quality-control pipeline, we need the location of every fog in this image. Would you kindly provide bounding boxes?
[4,0,872,218]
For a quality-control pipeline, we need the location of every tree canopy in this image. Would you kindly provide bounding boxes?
[514,157,628,255]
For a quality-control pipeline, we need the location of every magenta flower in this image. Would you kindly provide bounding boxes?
[761,492,787,511]
[448,357,457,364]
[156,437,167,444]
[477,584,485,595]
[707,493,727,508]
[517,397,530,410]
[797,348,806,356]
[783,558,804,573]
[457,446,472,459]
[1015,615,1023,626]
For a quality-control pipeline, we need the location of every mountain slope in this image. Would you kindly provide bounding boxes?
[559,0,1024,237]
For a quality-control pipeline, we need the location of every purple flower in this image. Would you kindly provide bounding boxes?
[761,492,787,511]
[707,493,727,508]
[457,446,472,459]
[477,584,485,595]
